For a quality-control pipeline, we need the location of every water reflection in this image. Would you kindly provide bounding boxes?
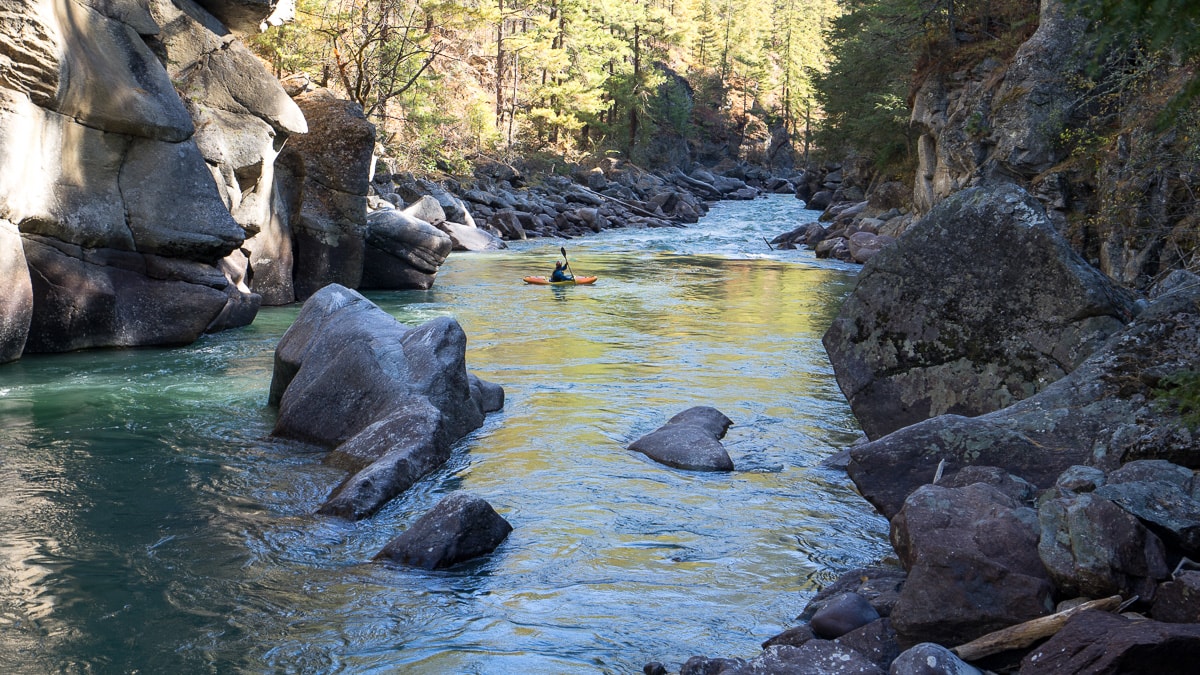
[0,195,888,674]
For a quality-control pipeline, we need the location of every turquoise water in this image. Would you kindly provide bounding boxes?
[0,195,889,674]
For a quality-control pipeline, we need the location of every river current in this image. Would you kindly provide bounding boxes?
[0,194,890,674]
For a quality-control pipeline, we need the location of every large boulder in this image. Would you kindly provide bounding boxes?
[824,184,1135,440]
[847,276,1200,519]
[628,406,735,471]
[889,483,1054,646]
[361,209,453,290]
[1036,489,1170,600]
[374,493,513,569]
[270,285,502,519]
[1019,610,1200,674]
[270,285,485,446]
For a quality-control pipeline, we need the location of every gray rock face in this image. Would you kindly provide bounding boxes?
[0,220,31,362]
[1019,610,1200,674]
[284,90,376,299]
[0,0,318,355]
[22,235,235,351]
[847,277,1200,521]
[825,184,1135,440]
[628,406,735,471]
[374,493,512,569]
[910,0,1091,215]
[270,285,502,519]
[361,209,453,290]
[889,483,1054,646]
[1036,490,1169,600]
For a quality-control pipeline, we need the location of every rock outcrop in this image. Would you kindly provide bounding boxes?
[825,183,1136,440]
[909,0,1092,218]
[846,273,1200,519]
[0,0,278,355]
[0,0,315,359]
[269,284,502,520]
[907,0,1199,289]
[285,90,376,300]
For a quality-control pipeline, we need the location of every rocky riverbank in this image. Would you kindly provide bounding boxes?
[642,185,1200,675]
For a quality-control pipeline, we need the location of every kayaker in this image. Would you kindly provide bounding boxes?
[551,261,573,282]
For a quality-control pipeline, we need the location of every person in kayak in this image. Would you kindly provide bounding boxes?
[551,261,574,282]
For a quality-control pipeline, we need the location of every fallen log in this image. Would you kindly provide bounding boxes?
[951,595,1123,661]
[571,184,664,220]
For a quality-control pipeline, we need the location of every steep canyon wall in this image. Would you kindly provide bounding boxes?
[0,0,391,363]
[910,0,1198,290]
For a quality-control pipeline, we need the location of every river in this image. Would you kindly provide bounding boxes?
[0,194,890,674]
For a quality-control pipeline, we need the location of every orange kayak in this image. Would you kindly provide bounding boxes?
[523,275,598,285]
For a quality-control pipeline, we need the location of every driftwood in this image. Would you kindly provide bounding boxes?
[572,184,663,219]
[951,595,1123,661]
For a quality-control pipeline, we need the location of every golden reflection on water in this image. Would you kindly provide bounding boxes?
[0,197,890,673]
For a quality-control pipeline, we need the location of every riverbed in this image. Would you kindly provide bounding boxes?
[0,194,890,674]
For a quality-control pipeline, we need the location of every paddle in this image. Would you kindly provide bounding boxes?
[560,246,575,278]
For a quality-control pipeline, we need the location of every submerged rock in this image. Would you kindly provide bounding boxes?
[374,493,512,569]
[628,406,735,471]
